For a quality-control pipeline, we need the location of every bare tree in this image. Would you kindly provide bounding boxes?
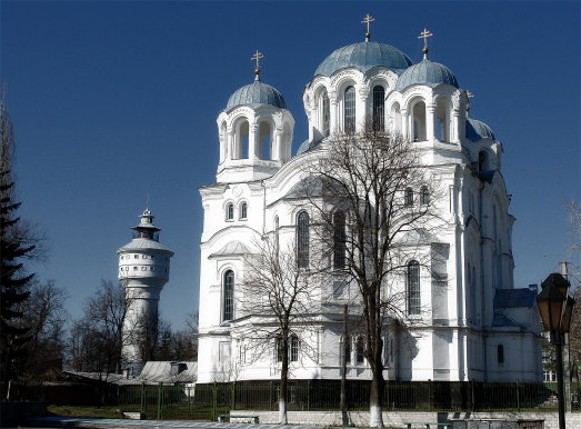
[239,236,320,424]
[68,280,126,375]
[302,129,442,427]
[19,280,68,379]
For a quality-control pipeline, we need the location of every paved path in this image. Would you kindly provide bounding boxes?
[27,417,320,429]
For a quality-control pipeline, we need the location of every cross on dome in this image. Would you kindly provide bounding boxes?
[251,50,264,80]
[361,13,375,42]
[418,27,433,58]
[466,90,475,111]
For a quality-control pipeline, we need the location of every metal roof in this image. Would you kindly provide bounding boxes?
[226,78,287,109]
[118,238,174,254]
[493,288,537,309]
[394,58,459,91]
[466,117,496,142]
[314,41,412,77]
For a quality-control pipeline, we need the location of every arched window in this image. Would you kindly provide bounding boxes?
[344,86,356,133]
[404,188,414,207]
[297,211,310,268]
[274,215,280,253]
[407,260,421,315]
[333,211,346,269]
[290,335,299,362]
[223,270,234,321]
[342,335,352,364]
[356,336,365,364]
[420,186,430,205]
[372,85,385,131]
[478,150,488,172]
[435,99,450,142]
[412,101,426,141]
[239,202,248,220]
[321,90,330,137]
[226,203,234,221]
[259,121,272,160]
[497,344,504,364]
[233,120,249,160]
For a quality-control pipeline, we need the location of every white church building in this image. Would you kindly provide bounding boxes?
[196,24,542,385]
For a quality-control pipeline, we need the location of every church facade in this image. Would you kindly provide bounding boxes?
[196,26,542,385]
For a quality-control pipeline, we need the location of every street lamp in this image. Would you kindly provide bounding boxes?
[536,273,576,429]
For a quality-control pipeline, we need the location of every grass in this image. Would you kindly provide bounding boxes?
[47,405,129,419]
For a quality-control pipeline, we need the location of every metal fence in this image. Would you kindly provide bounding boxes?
[115,380,580,421]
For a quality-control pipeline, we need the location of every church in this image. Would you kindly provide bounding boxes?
[196,20,542,386]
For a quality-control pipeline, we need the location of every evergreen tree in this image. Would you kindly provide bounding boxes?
[0,95,34,399]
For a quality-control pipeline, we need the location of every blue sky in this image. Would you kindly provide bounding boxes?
[2,1,580,330]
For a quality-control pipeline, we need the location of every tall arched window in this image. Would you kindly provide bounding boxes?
[407,260,421,315]
[412,101,426,141]
[223,270,234,321]
[239,202,248,219]
[404,188,414,207]
[356,336,365,364]
[344,86,356,133]
[420,186,430,205]
[320,90,330,137]
[226,203,234,221]
[290,335,299,362]
[333,211,346,269]
[297,211,310,268]
[372,85,385,131]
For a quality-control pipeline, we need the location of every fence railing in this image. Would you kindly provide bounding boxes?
[113,380,580,421]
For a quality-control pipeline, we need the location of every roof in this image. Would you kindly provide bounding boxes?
[118,238,174,255]
[315,41,412,77]
[466,117,496,142]
[226,77,287,109]
[492,313,522,328]
[140,361,197,384]
[209,240,251,258]
[394,58,459,91]
[494,288,537,309]
[64,361,197,385]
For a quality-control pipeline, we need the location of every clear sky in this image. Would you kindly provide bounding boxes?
[2,1,580,331]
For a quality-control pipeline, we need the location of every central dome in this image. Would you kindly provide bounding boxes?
[227,78,287,109]
[315,41,413,77]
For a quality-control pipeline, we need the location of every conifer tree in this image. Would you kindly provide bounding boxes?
[0,95,34,399]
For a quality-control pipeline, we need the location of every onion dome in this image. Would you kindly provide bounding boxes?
[315,41,413,77]
[395,58,459,91]
[226,74,287,109]
[466,117,496,142]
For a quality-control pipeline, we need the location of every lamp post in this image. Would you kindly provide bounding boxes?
[536,273,575,429]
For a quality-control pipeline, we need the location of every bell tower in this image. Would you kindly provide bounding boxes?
[216,51,294,183]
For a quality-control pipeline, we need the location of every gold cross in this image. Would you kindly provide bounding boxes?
[418,27,433,53]
[251,50,264,72]
[362,14,375,41]
[361,14,375,33]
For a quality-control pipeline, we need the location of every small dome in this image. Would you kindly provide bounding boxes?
[466,117,496,142]
[394,58,459,91]
[315,41,413,77]
[227,78,287,109]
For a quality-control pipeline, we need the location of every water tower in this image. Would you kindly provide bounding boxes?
[117,209,174,375]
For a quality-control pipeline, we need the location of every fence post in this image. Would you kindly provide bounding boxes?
[307,380,310,411]
[212,382,217,421]
[516,380,521,411]
[471,380,475,412]
[428,379,432,411]
[140,383,145,416]
[269,380,273,411]
[157,383,163,420]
